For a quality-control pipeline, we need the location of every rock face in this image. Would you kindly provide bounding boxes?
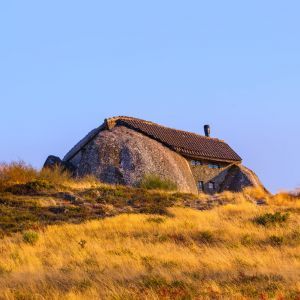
[66,126,198,194]
[43,155,63,169]
[220,165,265,192]
[43,155,76,173]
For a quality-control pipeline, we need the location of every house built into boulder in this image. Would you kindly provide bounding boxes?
[44,116,263,194]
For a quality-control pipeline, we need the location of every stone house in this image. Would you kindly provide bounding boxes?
[45,116,263,194]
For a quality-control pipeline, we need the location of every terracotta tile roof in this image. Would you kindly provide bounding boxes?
[112,117,241,162]
[64,116,242,162]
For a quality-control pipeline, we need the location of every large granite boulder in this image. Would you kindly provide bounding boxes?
[44,125,265,194]
[66,126,198,194]
[220,164,266,192]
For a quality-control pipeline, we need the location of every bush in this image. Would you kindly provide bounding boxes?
[22,231,39,245]
[138,175,177,191]
[254,212,289,226]
[0,161,37,191]
[0,162,72,192]
[268,235,284,247]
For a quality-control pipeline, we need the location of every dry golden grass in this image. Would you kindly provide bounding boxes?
[0,161,103,192]
[0,195,300,299]
[1,162,300,299]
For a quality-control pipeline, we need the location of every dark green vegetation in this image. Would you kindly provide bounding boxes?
[254,211,290,226]
[138,174,178,191]
[22,230,39,245]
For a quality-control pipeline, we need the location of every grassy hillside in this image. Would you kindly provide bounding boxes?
[0,162,300,299]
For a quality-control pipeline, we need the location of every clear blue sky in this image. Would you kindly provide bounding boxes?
[0,1,299,193]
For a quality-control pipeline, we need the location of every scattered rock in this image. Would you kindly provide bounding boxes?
[43,155,76,174]
[43,155,62,169]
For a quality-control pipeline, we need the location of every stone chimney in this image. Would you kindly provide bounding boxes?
[204,125,210,137]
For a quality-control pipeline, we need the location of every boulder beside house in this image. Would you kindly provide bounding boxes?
[44,116,264,194]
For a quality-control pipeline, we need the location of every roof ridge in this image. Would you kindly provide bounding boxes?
[64,115,242,162]
[107,116,223,142]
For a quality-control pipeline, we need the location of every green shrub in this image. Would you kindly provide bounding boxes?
[254,212,289,226]
[22,231,39,245]
[138,175,177,191]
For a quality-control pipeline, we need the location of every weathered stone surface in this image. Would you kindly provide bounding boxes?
[43,122,266,194]
[44,155,76,174]
[220,165,266,192]
[189,162,231,194]
[43,155,63,169]
[67,126,198,194]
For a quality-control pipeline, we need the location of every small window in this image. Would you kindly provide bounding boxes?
[191,160,202,166]
[208,182,215,189]
[198,181,204,191]
[208,163,220,169]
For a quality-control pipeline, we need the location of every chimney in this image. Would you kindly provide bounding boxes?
[204,125,210,137]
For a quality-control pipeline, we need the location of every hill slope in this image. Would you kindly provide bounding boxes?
[0,163,299,299]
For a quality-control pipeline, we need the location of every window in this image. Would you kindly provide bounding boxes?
[208,182,215,190]
[208,163,220,169]
[191,160,202,166]
[197,181,204,191]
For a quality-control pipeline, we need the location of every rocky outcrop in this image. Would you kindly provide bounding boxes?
[66,126,198,194]
[43,155,76,173]
[220,165,266,192]
[43,155,63,169]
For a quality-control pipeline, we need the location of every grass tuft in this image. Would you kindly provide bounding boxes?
[254,212,289,226]
[22,230,39,245]
[138,174,178,191]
